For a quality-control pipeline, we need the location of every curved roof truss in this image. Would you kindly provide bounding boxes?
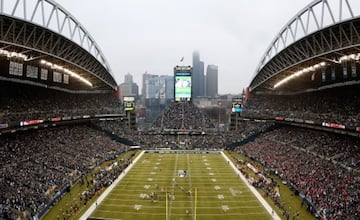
[251,0,360,91]
[0,0,116,89]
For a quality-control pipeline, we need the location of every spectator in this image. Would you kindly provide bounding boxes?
[234,125,359,219]
[0,124,126,219]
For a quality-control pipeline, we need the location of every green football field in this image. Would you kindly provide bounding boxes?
[88,152,273,220]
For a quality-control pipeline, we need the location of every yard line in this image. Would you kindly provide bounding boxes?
[93,210,166,215]
[102,197,260,204]
[186,154,194,220]
[87,217,126,220]
[168,154,179,219]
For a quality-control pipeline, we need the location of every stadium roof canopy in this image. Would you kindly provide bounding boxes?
[0,0,117,91]
[249,0,360,94]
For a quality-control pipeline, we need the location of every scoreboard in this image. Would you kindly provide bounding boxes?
[232,97,243,113]
[174,65,192,102]
[123,96,135,111]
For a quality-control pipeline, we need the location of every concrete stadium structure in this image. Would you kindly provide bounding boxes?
[250,0,360,93]
[0,0,116,91]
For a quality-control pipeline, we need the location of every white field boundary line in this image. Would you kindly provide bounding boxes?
[186,154,194,219]
[220,151,281,220]
[79,150,145,220]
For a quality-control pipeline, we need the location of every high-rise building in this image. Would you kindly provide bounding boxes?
[141,72,158,103]
[119,73,139,100]
[143,74,174,121]
[199,61,205,95]
[141,72,158,96]
[145,75,174,103]
[206,64,218,97]
[124,73,133,84]
[192,51,205,97]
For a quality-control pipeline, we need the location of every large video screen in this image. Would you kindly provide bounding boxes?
[123,96,135,111]
[232,97,243,113]
[175,73,192,101]
[232,103,242,113]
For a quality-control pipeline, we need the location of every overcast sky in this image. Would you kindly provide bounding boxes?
[55,0,313,94]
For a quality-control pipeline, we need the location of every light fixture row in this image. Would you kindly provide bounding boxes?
[40,59,92,87]
[0,49,29,60]
[274,62,326,88]
[0,49,93,87]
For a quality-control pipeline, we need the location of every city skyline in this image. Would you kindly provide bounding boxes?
[55,0,318,94]
[122,63,219,98]
[120,51,219,97]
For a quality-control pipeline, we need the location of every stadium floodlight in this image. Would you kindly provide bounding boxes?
[40,59,93,87]
[0,49,29,61]
[340,55,349,62]
[274,61,327,88]
[339,53,360,63]
[53,64,64,71]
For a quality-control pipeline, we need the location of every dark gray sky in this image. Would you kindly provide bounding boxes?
[55,0,314,94]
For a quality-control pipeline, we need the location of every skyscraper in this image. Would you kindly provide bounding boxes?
[119,73,139,99]
[199,61,205,95]
[192,51,205,97]
[124,73,133,84]
[145,75,174,103]
[141,72,158,97]
[206,64,218,97]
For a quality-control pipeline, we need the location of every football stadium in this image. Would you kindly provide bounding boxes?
[0,0,359,220]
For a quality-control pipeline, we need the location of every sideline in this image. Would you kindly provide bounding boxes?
[220,151,281,220]
[79,150,145,220]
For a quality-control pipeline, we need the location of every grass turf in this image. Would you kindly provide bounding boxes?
[89,152,273,220]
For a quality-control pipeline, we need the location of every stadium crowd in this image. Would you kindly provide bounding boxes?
[242,84,360,128]
[0,81,122,124]
[0,125,127,219]
[93,116,273,150]
[151,101,216,131]
[2,79,359,220]
[235,126,359,219]
[227,119,275,145]
[89,100,275,150]
[94,118,225,149]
